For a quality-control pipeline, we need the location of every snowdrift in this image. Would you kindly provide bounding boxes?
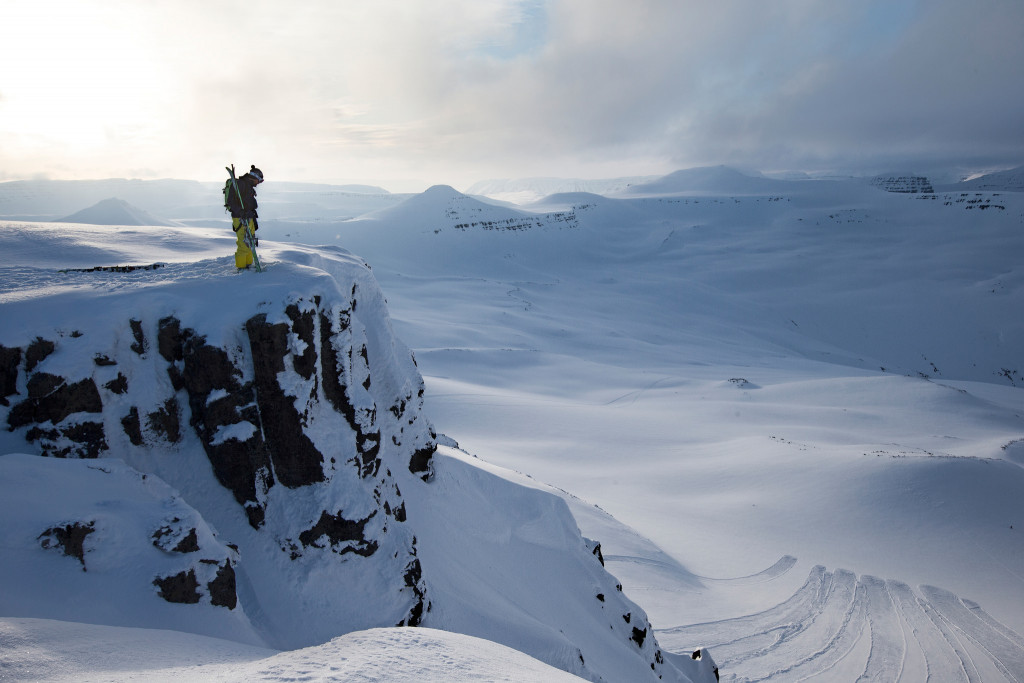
[0,454,260,643]
[0,618,588,682]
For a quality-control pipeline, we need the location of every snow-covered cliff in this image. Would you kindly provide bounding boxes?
[0,224,715,682]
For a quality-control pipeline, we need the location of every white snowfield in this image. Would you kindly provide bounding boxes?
[0,618,586,682]
[1,165,1024,681]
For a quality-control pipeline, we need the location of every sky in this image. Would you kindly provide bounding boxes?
[1,0,1023,191]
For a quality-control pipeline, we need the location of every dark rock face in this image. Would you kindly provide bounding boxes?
[632,626,648,648]
[152,560,238,609]
[318,309,384,479]
[122,407,143,446]
[6,359,107,458]
[149,516,238,609]
[0,345,21,406]
[24,421,108,458]
[63,422,107,456]
[121,401,180,448]
[105,373,128,394]
[208,561,237,609]
[152,519,200,554]
[159,315,275,529]
[129,319,146,355]
[38,521,95,570]
[153,569,201,604]
[245,314,325,488]
[286,303,317,380]
[409,446,434,480]
[147,399,181,443]
[25,337,54,372]
[9,374,103,428]
[174,529,200,553]
[399,554,428,627]
[298,509,379,557]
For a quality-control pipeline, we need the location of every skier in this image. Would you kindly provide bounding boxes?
[226,165,264,270]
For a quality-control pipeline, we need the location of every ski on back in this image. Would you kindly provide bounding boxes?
[226,164,263,273]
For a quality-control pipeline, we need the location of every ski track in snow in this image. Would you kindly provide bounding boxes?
[657,565,1024,682]
[694,555,800,586]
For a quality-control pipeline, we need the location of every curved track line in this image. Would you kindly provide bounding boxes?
[922,586,1024,682]
[857,576,905,682]
[695,556,800,586]
[657,568,1024,682]
[886,580,969,682]
[657,566,829,651]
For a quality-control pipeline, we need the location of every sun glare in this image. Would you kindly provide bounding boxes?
[1,2,163,152]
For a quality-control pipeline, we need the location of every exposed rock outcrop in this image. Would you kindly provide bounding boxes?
[871,175,934,193]
[38,521,95,570]
[0,346,21,406]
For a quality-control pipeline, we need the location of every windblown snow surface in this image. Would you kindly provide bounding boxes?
[2,166,1024,681]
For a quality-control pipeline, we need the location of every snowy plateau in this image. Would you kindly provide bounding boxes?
[0,165,1023,682]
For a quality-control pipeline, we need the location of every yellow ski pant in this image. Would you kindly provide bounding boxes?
[232,218,254,269]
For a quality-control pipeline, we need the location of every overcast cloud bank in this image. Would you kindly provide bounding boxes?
[1,0,1022,188]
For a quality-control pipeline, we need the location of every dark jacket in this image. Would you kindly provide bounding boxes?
[227,174,259,220]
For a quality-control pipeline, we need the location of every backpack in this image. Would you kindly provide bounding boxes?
[224,176,249,215]
[223,178,236,213]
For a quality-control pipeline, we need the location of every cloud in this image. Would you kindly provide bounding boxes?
[685,0,1024,174]
[1,0,1021,185]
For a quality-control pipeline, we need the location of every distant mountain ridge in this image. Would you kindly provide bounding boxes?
[56,197,174,226]
[621,165,803,196]
[0,179,212,219]
[3,165,1020,225]
[370,184,581,232]
[936,165,1024,192]
[466,175,659,204]
[0,178,397,224]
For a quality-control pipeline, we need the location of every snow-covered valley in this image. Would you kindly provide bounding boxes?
[1,166,1023,681]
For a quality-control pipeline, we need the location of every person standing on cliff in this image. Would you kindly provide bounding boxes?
[226,165,263,270]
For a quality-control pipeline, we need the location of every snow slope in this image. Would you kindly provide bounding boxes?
[0,453,259,643]
[3,164,1024,680]
[253,166,1024,679]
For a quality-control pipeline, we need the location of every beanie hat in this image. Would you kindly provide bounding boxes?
[249,165,264,182]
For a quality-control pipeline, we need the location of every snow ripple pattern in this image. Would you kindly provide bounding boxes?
[658,567,1024,682]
